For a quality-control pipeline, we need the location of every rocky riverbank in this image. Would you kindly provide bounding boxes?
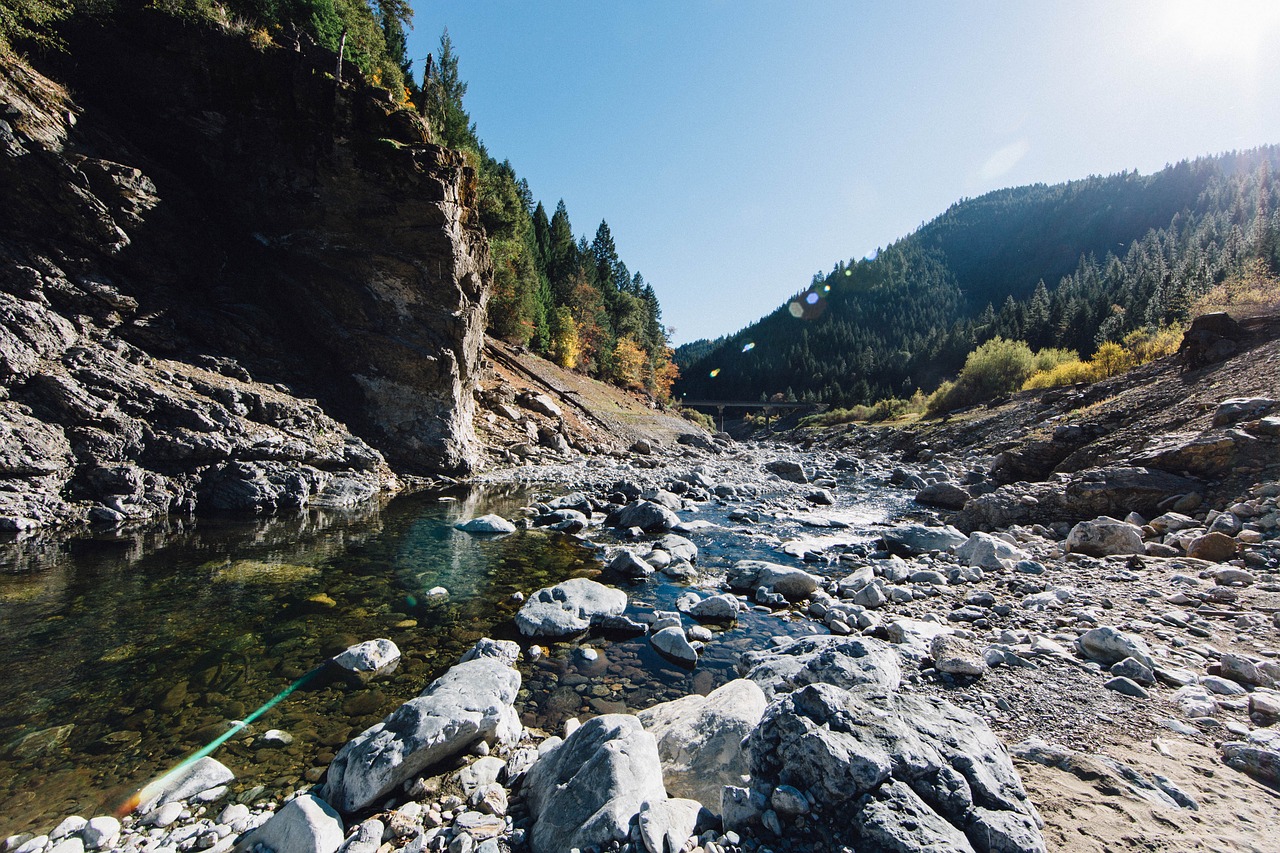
[8,400,1280,852]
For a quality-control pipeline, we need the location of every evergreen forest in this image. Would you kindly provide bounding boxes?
[675,147,1280,407]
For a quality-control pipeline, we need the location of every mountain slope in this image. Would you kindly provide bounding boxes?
[676,147,1280,406]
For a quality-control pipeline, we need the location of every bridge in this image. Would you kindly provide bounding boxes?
[680,399,828,431]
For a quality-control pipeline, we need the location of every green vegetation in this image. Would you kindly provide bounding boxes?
[0,0,67,52]
[420,30,677,400]
[677,148,1280,409]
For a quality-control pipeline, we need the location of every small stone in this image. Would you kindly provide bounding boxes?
[1104,676,1149,698]
[1109,657,1155,686]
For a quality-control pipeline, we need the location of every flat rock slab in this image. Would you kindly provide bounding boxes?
[322,656,521,813]
[638,679,767,812]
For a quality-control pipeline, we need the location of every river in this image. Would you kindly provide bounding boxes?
[0,478,908,836]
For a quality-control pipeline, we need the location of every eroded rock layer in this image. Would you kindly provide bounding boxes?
[0,13,492,530]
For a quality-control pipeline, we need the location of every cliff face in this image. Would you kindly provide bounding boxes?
[0,13,492,531]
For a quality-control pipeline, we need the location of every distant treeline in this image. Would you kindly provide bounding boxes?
[676,147,1280,406]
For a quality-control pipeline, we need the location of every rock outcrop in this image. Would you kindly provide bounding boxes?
[0,12,492,530]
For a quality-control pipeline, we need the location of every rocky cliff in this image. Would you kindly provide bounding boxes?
[0,12,492,531]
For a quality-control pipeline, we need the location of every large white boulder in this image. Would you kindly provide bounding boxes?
[523,714,668,853]
[322,655,521,813]
[248,793,344,853]
[637,679,767,812]
[1065,516,1145,557]
[727,560,820,600]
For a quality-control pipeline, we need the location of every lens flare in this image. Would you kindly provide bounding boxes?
[741,342,755,352]
[805,292,820,305]
[709,368,721,378]
[788,302,803,318]
[117,665,323,816]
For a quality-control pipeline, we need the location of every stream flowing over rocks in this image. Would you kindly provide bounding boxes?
[10,385,1280,853]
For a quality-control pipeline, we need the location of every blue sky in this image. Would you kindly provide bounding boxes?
[405,1,1280,345]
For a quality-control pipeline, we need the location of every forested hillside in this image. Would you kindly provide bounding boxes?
[676,147,1280,406]
[425,32,677,399]
[0,0,676,400]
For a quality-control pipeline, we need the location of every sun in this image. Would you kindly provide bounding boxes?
[1158,0,1280,63]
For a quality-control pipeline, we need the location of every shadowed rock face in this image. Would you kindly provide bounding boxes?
[0,13,492,528]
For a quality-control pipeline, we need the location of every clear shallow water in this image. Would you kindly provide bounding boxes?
[0,480,909,835]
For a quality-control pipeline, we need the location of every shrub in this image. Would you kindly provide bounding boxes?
[1022,358,1097,389]
[1122,325,1181,364]
[926,337,1033,416]
[1030,347,1078,373]
[680,408,715,430]
[1090,341,1133,378]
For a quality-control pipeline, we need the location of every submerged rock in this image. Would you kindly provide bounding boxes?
[330,638,401,684]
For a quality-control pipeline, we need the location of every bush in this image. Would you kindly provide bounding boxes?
[1122,325,1181,364]
[925,337,1032,416]
[1090,341,1131,378]
[1030,347,1078,373]
[1191,257,1280,319]
[680,407,715,431]
[1022,358,1097,389]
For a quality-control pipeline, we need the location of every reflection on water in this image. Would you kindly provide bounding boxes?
[0,485,597,835]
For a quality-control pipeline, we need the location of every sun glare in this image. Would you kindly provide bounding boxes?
[1159,0,1280,63]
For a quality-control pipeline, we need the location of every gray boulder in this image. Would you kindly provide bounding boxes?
[676,592,740,622]
[727,560,820,600]
[739,634,902,699]
[323,656,521,813]
[610,500,680,533]
[145,756,235,808]
[650,626,698,664]
[523,714,667,853]
[1065,517,1145,557]
[459,637,521,667]
[743,683,1044,852]
[1076,626,1155,669]
[882,524,968,556]
[515,577,628,638]
[248,793,344,853]
[931,634,988,678]
[637,679,767,812]
[914,482,970,510]
[765,459,809,483]
[637,799,703,853]
[654,533,697,563]
[607,550,655,580]
[956,532,1029,570]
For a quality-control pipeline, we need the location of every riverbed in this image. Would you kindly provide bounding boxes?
[0,475,908,836]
